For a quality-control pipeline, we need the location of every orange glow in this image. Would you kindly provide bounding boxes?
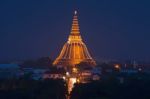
[72,67,78,73]
[53,11,96,67]
[76,78,80,83]
[115,64,120,69]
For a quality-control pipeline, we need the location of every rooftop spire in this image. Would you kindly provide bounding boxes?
[71,10,80,35]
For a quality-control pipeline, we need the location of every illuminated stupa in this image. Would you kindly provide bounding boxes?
[53,11,96,67]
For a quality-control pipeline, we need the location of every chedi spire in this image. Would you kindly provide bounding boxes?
[53,11,96,67]
[70,10,80,35]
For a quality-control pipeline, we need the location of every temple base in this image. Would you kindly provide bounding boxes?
[53,59,96,67]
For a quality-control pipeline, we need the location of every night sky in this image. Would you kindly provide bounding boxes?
[0,0,150,61]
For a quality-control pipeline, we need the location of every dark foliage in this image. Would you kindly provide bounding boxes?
[21,57,53,68]
[70,76,150,99]
[0,79,67,99]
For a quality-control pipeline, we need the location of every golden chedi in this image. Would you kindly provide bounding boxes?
[53,11,96,67]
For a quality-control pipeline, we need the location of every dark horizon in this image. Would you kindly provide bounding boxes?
[0,0,150,61]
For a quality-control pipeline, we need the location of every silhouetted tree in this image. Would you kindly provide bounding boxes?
[21,57,53,68]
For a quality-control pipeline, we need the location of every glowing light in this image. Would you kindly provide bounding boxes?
[77,79,80,83]
[72,67,78,73]
[75,10,77,15]
[71,78,77,83]
[138,68,142,71]
[115,64,120,69]
[63,76,66,80]
[66,72,69,76]
[68,78,77,94]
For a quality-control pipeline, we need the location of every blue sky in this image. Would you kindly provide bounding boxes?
[0,0,150,61]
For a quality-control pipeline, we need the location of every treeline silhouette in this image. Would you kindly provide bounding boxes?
[70,75,150,99]
[0,79,67,99]
[21,57,53,68]
[0,75,150,99]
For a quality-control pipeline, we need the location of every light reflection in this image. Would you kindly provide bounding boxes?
[68,78,77,94]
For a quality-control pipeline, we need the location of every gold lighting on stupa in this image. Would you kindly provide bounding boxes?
[53,11,96,67]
